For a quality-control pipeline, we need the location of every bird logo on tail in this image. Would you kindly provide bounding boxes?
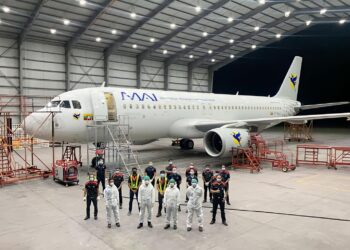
[289,74,298,90]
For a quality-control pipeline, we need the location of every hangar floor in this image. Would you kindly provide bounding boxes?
[1,127,350,250]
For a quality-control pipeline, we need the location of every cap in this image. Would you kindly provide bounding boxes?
[191,179,198,184]
[169,178,176,184]
[144,176,150,181]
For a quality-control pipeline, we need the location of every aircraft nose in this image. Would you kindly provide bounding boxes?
[23,112,52,139]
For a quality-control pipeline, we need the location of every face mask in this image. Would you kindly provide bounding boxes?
[90,177,94,181]
[172,170,177,174]
[190,172,194,176]
[217,179,222,182]
[109,182,114,186]
[160,174,165,178]
[115,170,120,173]
[192,183,197,188]
[98,161,103,165]
[170,183,175,188]
[145,181,149,185]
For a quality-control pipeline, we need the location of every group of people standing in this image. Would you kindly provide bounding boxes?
[83,159,230,231]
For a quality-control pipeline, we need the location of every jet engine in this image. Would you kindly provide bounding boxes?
[203,128,249,157]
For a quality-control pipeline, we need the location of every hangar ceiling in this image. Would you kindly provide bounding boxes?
[0,0,349,71]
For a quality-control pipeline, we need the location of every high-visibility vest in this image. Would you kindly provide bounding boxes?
[158,177,167,192]
[129,175,139,189]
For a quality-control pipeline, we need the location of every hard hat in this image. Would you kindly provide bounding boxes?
[169,178,176,183]
[144,176,150,181]
[191,179,198,184]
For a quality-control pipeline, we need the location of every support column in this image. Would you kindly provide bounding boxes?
[164,62,169,90]
[65,45,71,91]
[18,40,24,122]
[136,56,142,89]
[187,66,193,92]
[208,67,214,93]
[104,50,110,86]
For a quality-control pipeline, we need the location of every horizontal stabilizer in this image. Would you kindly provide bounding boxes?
[300,101,350,110]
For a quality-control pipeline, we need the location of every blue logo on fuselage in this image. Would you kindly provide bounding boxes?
[121,91,158,102]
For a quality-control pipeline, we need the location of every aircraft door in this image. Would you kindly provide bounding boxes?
[91,91,108,121]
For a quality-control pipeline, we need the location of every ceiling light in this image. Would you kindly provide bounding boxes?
[251,44,256,49]
[181,44,186,49]
[306,20,312,26]
[258,0,265,4]
[339,19,346,24]
[284,11,291,17]
[50,29,56,34]
[229,39,234,44]
[111,29,117,35]
[163,49,167,54]
[211,58,215,62]
[208,50,212,54]
[2,6,10,13]
[230,54,234,59]
[130,12,136,18]
[195,6,201,13]
[150,37,155,42]
[170,23,176,29]
[63,19,70,25]
[276,33,281,39]
[132,44,137,49]
[320,9,327,15]
[189,55,193,59]
[227,16,234,23]
[96,37,101,42]
[79,0,86,6]
[254,26,260,31]
[202,31,208,37]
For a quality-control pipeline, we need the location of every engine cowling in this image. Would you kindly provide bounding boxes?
[203,128,249,157]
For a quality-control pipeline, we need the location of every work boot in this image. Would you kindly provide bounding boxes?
[84,216,90,220]
[116,223,120,227]
[156,212,162,218]
[199,226,203,232]
[203,199,207,203]
[148,222,153,228]
[210,198,213,203]
[173,225,177,230]
[164,224,170,230]
[222,221,228,226]
[128,211,131,216]
[187,227,192,232]
[137,223,143,229]
[120,204,122,209]
[94,216,98,220]
[210,219,215,224]
[227,202,231,205]
[108,224,111,228]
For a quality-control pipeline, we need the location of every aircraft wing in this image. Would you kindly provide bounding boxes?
[299,101,349,110]
[194,112,350,131]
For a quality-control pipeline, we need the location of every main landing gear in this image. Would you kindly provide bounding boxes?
[172,138,194,150]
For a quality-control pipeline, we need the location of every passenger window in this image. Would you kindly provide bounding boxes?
[136,104,139,109]
[129,104,132,109]
[60,100,71,108]
[142,104,145,109]
[123,104,127,109]
[173,105,176,109]
[72,100,81,109]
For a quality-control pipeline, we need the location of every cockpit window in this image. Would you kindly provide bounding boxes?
[59,100,71,109]
[72,100,81,109]
[46,100,61,108]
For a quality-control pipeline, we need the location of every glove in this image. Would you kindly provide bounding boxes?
[83,197,86,202]
[97,196,101,200]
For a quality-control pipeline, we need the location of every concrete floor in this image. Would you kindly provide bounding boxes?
[1,127,350,250]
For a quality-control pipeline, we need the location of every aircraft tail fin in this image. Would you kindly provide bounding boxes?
[274,56,302,100]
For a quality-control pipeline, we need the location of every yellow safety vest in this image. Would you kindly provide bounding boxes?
[130,175,139,189]
[158,177,167,192]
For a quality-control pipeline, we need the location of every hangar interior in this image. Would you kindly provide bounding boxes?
[0,0,350,250]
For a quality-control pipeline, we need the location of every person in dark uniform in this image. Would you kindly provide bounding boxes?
[156,170,167,217]
[112,168,124,209]
[185,164,198,178]
[186,169,198,202]
[128,167,141,216]
[83,174,99,220]
[168,167,182,211]
[95,158,106,191]
[202,165,213,203]
[144,162,157,186]
[219,165,231,205]
[165,160,175,178]
[210,175,228,226]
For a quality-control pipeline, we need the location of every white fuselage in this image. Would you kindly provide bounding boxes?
[24,87,300,144]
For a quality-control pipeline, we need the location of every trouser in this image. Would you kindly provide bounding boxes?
[86,196,98,218]
[158,193,164,214]
[224,183,229,203]
[129,190,139,212]
[186,206,203,228]
[151,179,155,187]
[212,198,226,222]
[117,186,123,206]
[165,203,178,226]
[203,183,212,201]
[106,204,120,224]
[139,200,152,223]
[97,176,105,190]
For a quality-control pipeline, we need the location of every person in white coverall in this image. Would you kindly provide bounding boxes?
[137,176,155,229]
[104,178,121,228]
[163,178,180,230]
[186,178,204,232]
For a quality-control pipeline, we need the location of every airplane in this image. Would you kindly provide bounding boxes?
[24,56,350,157]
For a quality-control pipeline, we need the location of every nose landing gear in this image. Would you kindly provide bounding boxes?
[171,138,194,150]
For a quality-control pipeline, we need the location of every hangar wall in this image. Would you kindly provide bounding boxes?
[0,37,210,122]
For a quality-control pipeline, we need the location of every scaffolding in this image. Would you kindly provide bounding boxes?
[86,115,142,177]
[284,121,313,142]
